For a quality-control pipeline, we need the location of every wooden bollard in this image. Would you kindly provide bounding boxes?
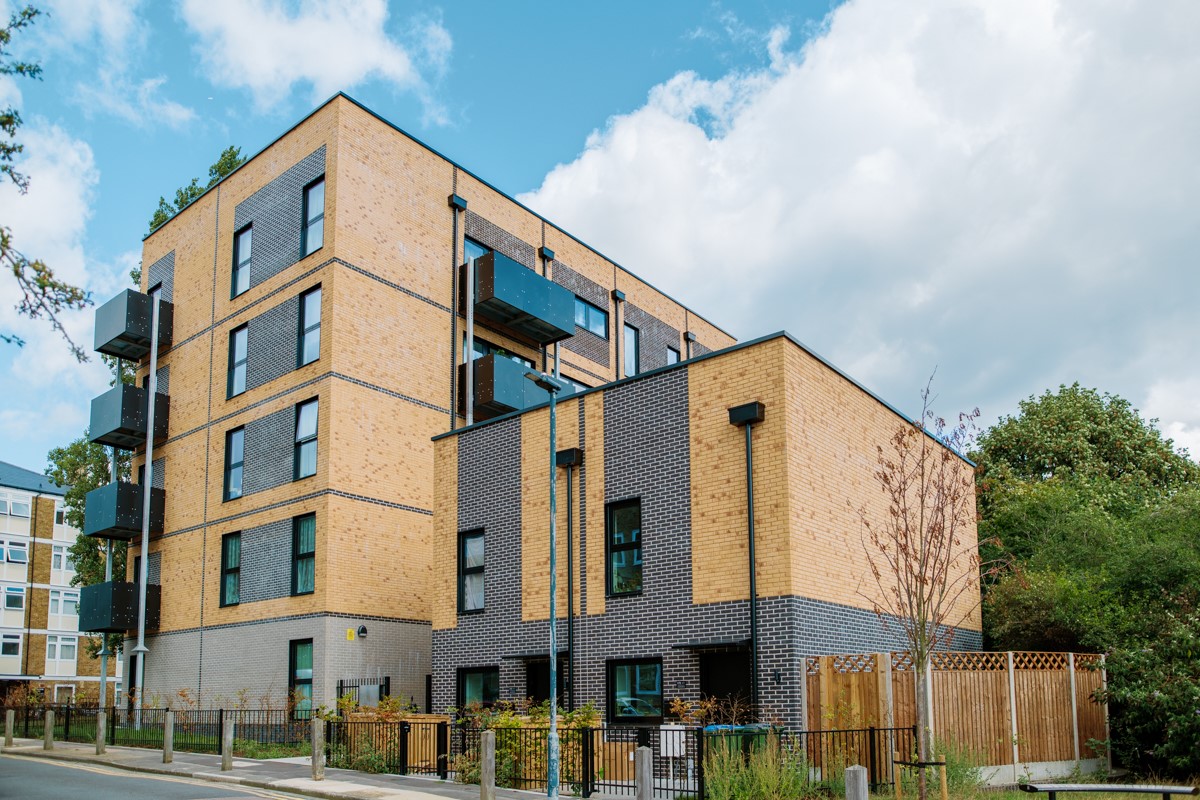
[163,710,174,763]
[95,710,106,755]
[221,718,234,771]
[311,717,325,781]
[43,710,54,750]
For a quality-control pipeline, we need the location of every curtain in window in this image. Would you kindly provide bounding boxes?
[223,535,241,604]
[296,515,316,593]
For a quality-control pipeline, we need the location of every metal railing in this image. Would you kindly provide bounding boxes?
[326,719,448,777]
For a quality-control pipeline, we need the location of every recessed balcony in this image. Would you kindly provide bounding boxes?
[78,581,161,634]
[93,289,174,360]
[88,384,170,450]
[458,353,550,420]
[83,482,165,541]
[462,252,575,346]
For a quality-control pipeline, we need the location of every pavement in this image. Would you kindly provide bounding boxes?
[0,736,537,800]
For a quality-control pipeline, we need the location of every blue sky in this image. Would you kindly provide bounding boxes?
[2,0,1199,475]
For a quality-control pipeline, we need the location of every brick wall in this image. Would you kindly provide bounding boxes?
[623,303,681,372]
[147,251,175,302]
[244,292,303,392]
[238,518,293,603]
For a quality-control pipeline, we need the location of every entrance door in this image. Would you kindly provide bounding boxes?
[525,658,567,706]
[699,651,752,706]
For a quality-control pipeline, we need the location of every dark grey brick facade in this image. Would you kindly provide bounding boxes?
[239,518,294,603]
[242,403,304,497]
[623,304,682,373]
[245,292,304,392]
[233,147,326,291]
[552,262,610,368]
[147,251,174,302]
[465,212,536,269]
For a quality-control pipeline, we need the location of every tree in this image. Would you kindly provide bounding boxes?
[0,5,92,361]
[147,145,246,232]
[856,381,986,800]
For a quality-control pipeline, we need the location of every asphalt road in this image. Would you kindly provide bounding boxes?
[0,754,302,800]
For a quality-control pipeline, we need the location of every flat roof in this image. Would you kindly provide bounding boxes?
[0,460,66,496]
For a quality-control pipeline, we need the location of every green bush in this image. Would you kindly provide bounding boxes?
[703,733,819,800]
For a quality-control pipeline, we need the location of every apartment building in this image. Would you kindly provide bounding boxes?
[430,334,982,729]
[81,93,734,712]
[0,461,121,704]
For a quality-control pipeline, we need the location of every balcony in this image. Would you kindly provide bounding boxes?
[462,252,574,345]
[83,482,165,541]
[78,581,161,634]
[458,353,550,420]
[93,289,174,360]
[88,384,170,450]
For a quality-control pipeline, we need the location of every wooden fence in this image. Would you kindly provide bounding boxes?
[804,651,1107,778]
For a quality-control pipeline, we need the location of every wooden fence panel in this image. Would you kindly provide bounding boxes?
[931,665,1010,765]
[1012,652,1073,762]
[1074,656,1106,757]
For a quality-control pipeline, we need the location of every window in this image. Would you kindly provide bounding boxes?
[666,346,681,365]
[224,427,244,501]
[227,325,248,398]
[457,667,499,708]
[624,324,640,376]
[464,237,488,265]
[289,639,313,719]
[52,545,75,573]
[46,635,77,662]
[606,499,642,595]
[298,286,321,366]
[3,586,23,610]
[220,533,240,607]
[467,336,534,368]
[558,375,590,396]
[458,530,484,613]
[294,399,318,480]
[54,507,66,526]
[49,590,79,616]
[10,498,29,517]
[5,540,27,564]
[292,514,315,595]
[1,633,19,657]
[232,225,252,297]
[574,297,608,338]
[608,659,663,722]
[302,178,324,256]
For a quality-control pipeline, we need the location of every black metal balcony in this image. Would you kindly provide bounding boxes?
[88,384,169,450]
[93,289,174,360]
[78,581,161,634]
[83,482,165,540]
[461,252,575,345]
[458,353,550,420]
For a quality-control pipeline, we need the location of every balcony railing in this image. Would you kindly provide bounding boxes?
[88,384,169,450]
[94,289,173,360]
[458,354,550,420]
[79,581,161,633]
[83,481,165,541]
[462,252,574,345]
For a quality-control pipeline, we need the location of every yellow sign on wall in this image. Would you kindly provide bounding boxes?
[346,628,355,641]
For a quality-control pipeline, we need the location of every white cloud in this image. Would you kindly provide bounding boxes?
[520,0,1200,451]
[181,0,452,122]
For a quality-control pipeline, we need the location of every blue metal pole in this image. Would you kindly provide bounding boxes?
[547,383,560,800]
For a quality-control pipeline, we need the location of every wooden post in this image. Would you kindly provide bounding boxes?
[819,656,834,729]
[311,717,325,781]
[893,752,904,800]
[1068,653,1080,764]
[163,710,174,763]
[1007,651,1020,784]
[95,710,106,755]
[876,653,894,728]
[4,708,13,747]
[635,746,653,800]
[43,710,54,750]
[798,656,809,731]
[1099,655,1111,774]
[845,764,868,800]
[480,729,496,800]
[939,759,948,800]
[221,718,234,771]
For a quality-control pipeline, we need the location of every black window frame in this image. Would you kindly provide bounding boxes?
[227,324,248,398]
[301,177,325,257]
[294,398,318,480]
[606,498,643,597]
[666,346,681,365]
[623,323,640,377]
[289,638,314,720]
[220,532,240,607]
[291,513,316,596]
[297,285,322,367]
[232,224,252,298]
[607,657,664,724]
[223,427,244,501]
[574,297,609,339]
[458,529,485,614]
[456,665,500,709]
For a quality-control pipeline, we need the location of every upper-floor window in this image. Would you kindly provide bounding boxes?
[606,499,642,596]
[224,427,244,501]
[232,225,252,297]
[558,375,590,395]
[51,545,75,574]
[0,633,19,657]
[0,492,30,518]
[228,325,248,398]
[458,529,485,613]
[575,297,608,339]
[666,346,680,365]
[623,324,640,377]
[467,336,533,368]
[54,507,66,526]
[464,237,488,266]
[4,539,27,564]
[46,634,77,662]
[302,178,325,256]
[3,585,24,609]
[49,589,79,617]
[298,286,321,366]
[221,532,240,607]
[294,399,318,479]
[292,514,316,595]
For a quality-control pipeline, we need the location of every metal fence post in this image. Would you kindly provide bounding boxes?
[63,705,71,743]
[95,710,106,755]
[217,707,224,755]
[109,705,117,745]
[635,746,653,800]
[696,727,706,800]
[311,717,325,781]
[163,709,174,763]
[43,709,54,750]
[437,721,449,780]
[221,717,234,771]
[481,729,496,800]
[868,725,878,789]
[398,720,410,775]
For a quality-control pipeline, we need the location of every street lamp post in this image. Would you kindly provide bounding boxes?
[525,369,564,800]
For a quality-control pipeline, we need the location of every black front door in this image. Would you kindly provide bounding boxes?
[699,651,752,704]
[526,658,567,706]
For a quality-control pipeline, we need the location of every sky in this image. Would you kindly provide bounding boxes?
[0,0,1198,475]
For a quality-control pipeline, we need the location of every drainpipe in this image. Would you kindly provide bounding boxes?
[539,247,555,376]
[728,402,766,718]
[611,289,625,379]
[685,331,697,361]
[556,448,583,711]
[133,289,161,720]
[448,194,467,428]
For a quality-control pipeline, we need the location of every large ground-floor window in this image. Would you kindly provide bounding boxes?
[289,639,313,719]
[608,658,663,723]
[457,666,499,709]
